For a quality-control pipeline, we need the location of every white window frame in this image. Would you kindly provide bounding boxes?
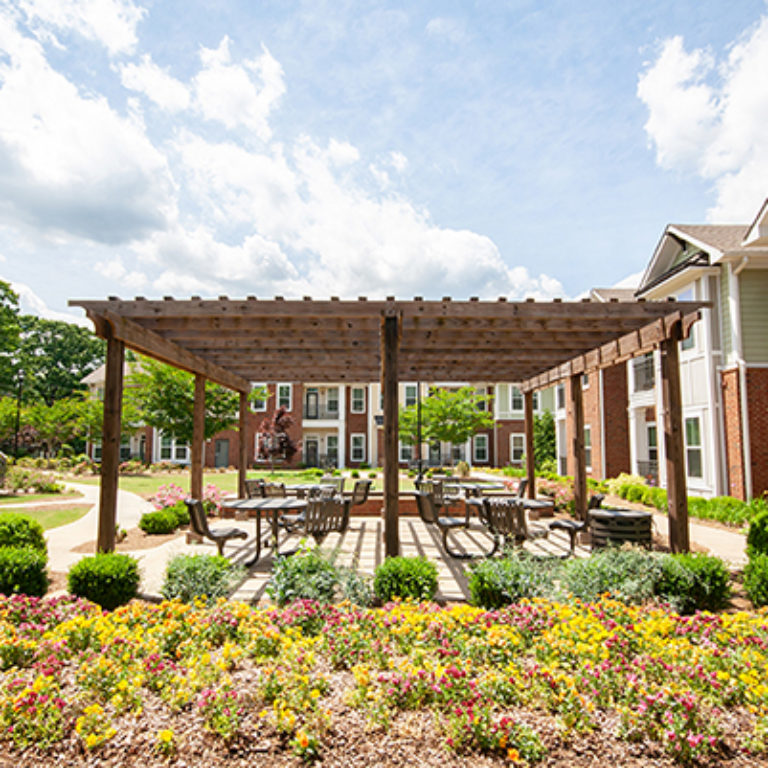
[510,386,523,412]
[351,386,366,413]
[277,383,292,411]
[159,433,189,464]
[404,384,418,408]
[647,423,658,462]
[584,425,592,471]
[350,433,366,463]
[510,433,525,463]
[582,373,590,390]
[685,416,703,479]
[326,434,339,465]
[399,441,413,463]
[326,386,339,414]
[250,382,267,412]
[473,434,488,463]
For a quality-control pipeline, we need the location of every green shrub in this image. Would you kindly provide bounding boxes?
[747,509,768,558]
[687,496,710,519]
[655,553,731,614]
[0,547,49,597]
[468,554,556,609]
[744,554,768,608]
[625,485,646,504]
[165,500,190,527]
[561,546,663,604]
[0,514,47,555]
[161,554,245,603]
[267,547,340,606]
[368,471,377,479]
[373,556,438,603]
[138,509,178,535]
[67,553,140,610]
[642,486,667,511]
[605,473,647,497]
[350,470,360,478]
[359,462,370,470]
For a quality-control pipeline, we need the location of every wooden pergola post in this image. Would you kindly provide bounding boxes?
[238,391,249,498]
[382,313,401,557]
[98,332,124,553]
[524,390,536,499]
[660,325,690,552]
[191,374,205,501]
[569,373,587,520]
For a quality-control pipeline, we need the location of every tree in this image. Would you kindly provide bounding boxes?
[0,281,20,396]
[257,406,299,469]
[125,358,242,444]
[16,316,105,405]
[533,409,556,469]
[399,387,493,461]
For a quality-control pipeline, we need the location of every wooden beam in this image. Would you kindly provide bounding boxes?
[524,390,535,500]
[98,310,250,393]
[97,334,124,553]
[382,314,401,557]
[238,391,248,498]
[191,375,205,501]
[569,373,587,521]
[660,325,689,552]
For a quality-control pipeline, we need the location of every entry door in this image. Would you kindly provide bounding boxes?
[305,390,318,418]
[214,439,230,468]
[305,438,319,467]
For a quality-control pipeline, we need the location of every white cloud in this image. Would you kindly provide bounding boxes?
[426,17,467,45]
[19,0,145,55]
[7,278,89,324]
[0,12,176,243]
[118,54,190,111]
[638,17,768,221]
[193,37,285,141]
[94,257,148,290]
[389,151,408,173]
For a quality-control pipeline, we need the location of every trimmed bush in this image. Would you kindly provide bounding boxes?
[165,500,190,527]
[0,547,48,597]
[67,553,140,610]
[655,553,731,614]
[138,509,178,535]
[744,554,768,608]
[0,514,47,555]
[161,554,245,603]
[747,509,768,558]
[625,485,646,504]
[373,556,438,603]
[561,546,663,604]
[268,547,341,606]
[642,486,667,511]
[468,554,556,609]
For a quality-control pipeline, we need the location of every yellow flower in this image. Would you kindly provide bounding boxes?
[158,729,174,743]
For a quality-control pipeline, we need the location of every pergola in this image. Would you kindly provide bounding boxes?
[71,296,706,557]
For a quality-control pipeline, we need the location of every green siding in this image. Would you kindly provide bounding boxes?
[741,270,768,363]
[719,268,732,359]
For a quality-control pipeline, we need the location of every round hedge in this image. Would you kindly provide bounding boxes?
[0,514,47,556]
[67,553,140,610]
[373,556,438,603]
[744,553,768,608]
[0,546,49,597]
[747,509,768,558]
[139,509,178,535]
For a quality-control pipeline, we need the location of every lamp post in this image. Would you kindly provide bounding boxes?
[13,368,24,464]
[416,381,423,481]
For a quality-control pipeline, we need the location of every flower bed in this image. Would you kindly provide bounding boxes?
[1,594,767,766]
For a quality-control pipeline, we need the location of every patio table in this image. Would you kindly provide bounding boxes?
[221,497,308,567]
[284,483,337,497]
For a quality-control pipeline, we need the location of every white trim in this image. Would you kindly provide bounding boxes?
[599,368,605,478]
[509,432,525,463]
[473,433,489,463]
[350,386,366,413]
[584,424,592,472]
[250,382,267,412]
[350,433,366,463]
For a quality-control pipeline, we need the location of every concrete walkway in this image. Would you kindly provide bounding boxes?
[25,482,747,601]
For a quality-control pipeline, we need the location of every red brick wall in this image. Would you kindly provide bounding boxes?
[747,368,768,498]
[721,368,746,500]
[494,419,526,467]
[602,363,630,479]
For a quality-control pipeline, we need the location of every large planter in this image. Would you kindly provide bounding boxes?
[589,508,653,549]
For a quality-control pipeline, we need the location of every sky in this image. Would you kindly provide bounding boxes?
[0,0,767,324]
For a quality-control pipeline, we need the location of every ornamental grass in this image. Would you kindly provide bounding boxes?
[0,593,767,766]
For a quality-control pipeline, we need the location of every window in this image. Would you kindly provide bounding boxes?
[582,373,590,389]
[250,382,267,411]
[351,387,365,413]
[326,435,338,466]
[175,443,188,462]
[533,391,540,411]
[685,417,702,478]
[679,288,695,351]
[647,424,658,462]
[510,386,523,411]
[159,433,188,463]
[584,426,592,470]
[351,434,366,463]
[633,353,655,392]
[160,435,172,461]
[399,442,413,463]
[510,434,525,463]
[277,383,292,410]
[326,387,339,414]
[556,383,565,410]
[404,384,417,408]
[473,434,488,463]
[475,386,489,411]
[93,443,102,461]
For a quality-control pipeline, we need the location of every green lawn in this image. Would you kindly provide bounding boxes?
[0,489,82,506]
[0,504,91,530]
[67,469,426,498]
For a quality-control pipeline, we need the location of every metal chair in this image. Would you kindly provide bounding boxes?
[414,491,495,559]
[320,476,345,494]
[263,482,286,497]
[184,498,248,556]
[300,495,350,545]
[244,479,264,499]
[347,478,372,507]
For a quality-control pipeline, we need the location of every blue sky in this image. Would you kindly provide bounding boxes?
[1,0,767,322]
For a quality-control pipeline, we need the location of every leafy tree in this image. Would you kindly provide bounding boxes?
[25,397,89,456]
[258,406,299,468]
[16,316,105,405]
[125,358,259,445]
[399,387,493,458]
[0,281,21,395]
[533,409,556,469]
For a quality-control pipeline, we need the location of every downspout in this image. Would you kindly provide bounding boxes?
[739,360,753,499]
[599,368,606,479]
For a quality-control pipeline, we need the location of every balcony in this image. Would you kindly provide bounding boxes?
[637,459,658,485]
[303,404,340,420]
[633,356,655,392]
